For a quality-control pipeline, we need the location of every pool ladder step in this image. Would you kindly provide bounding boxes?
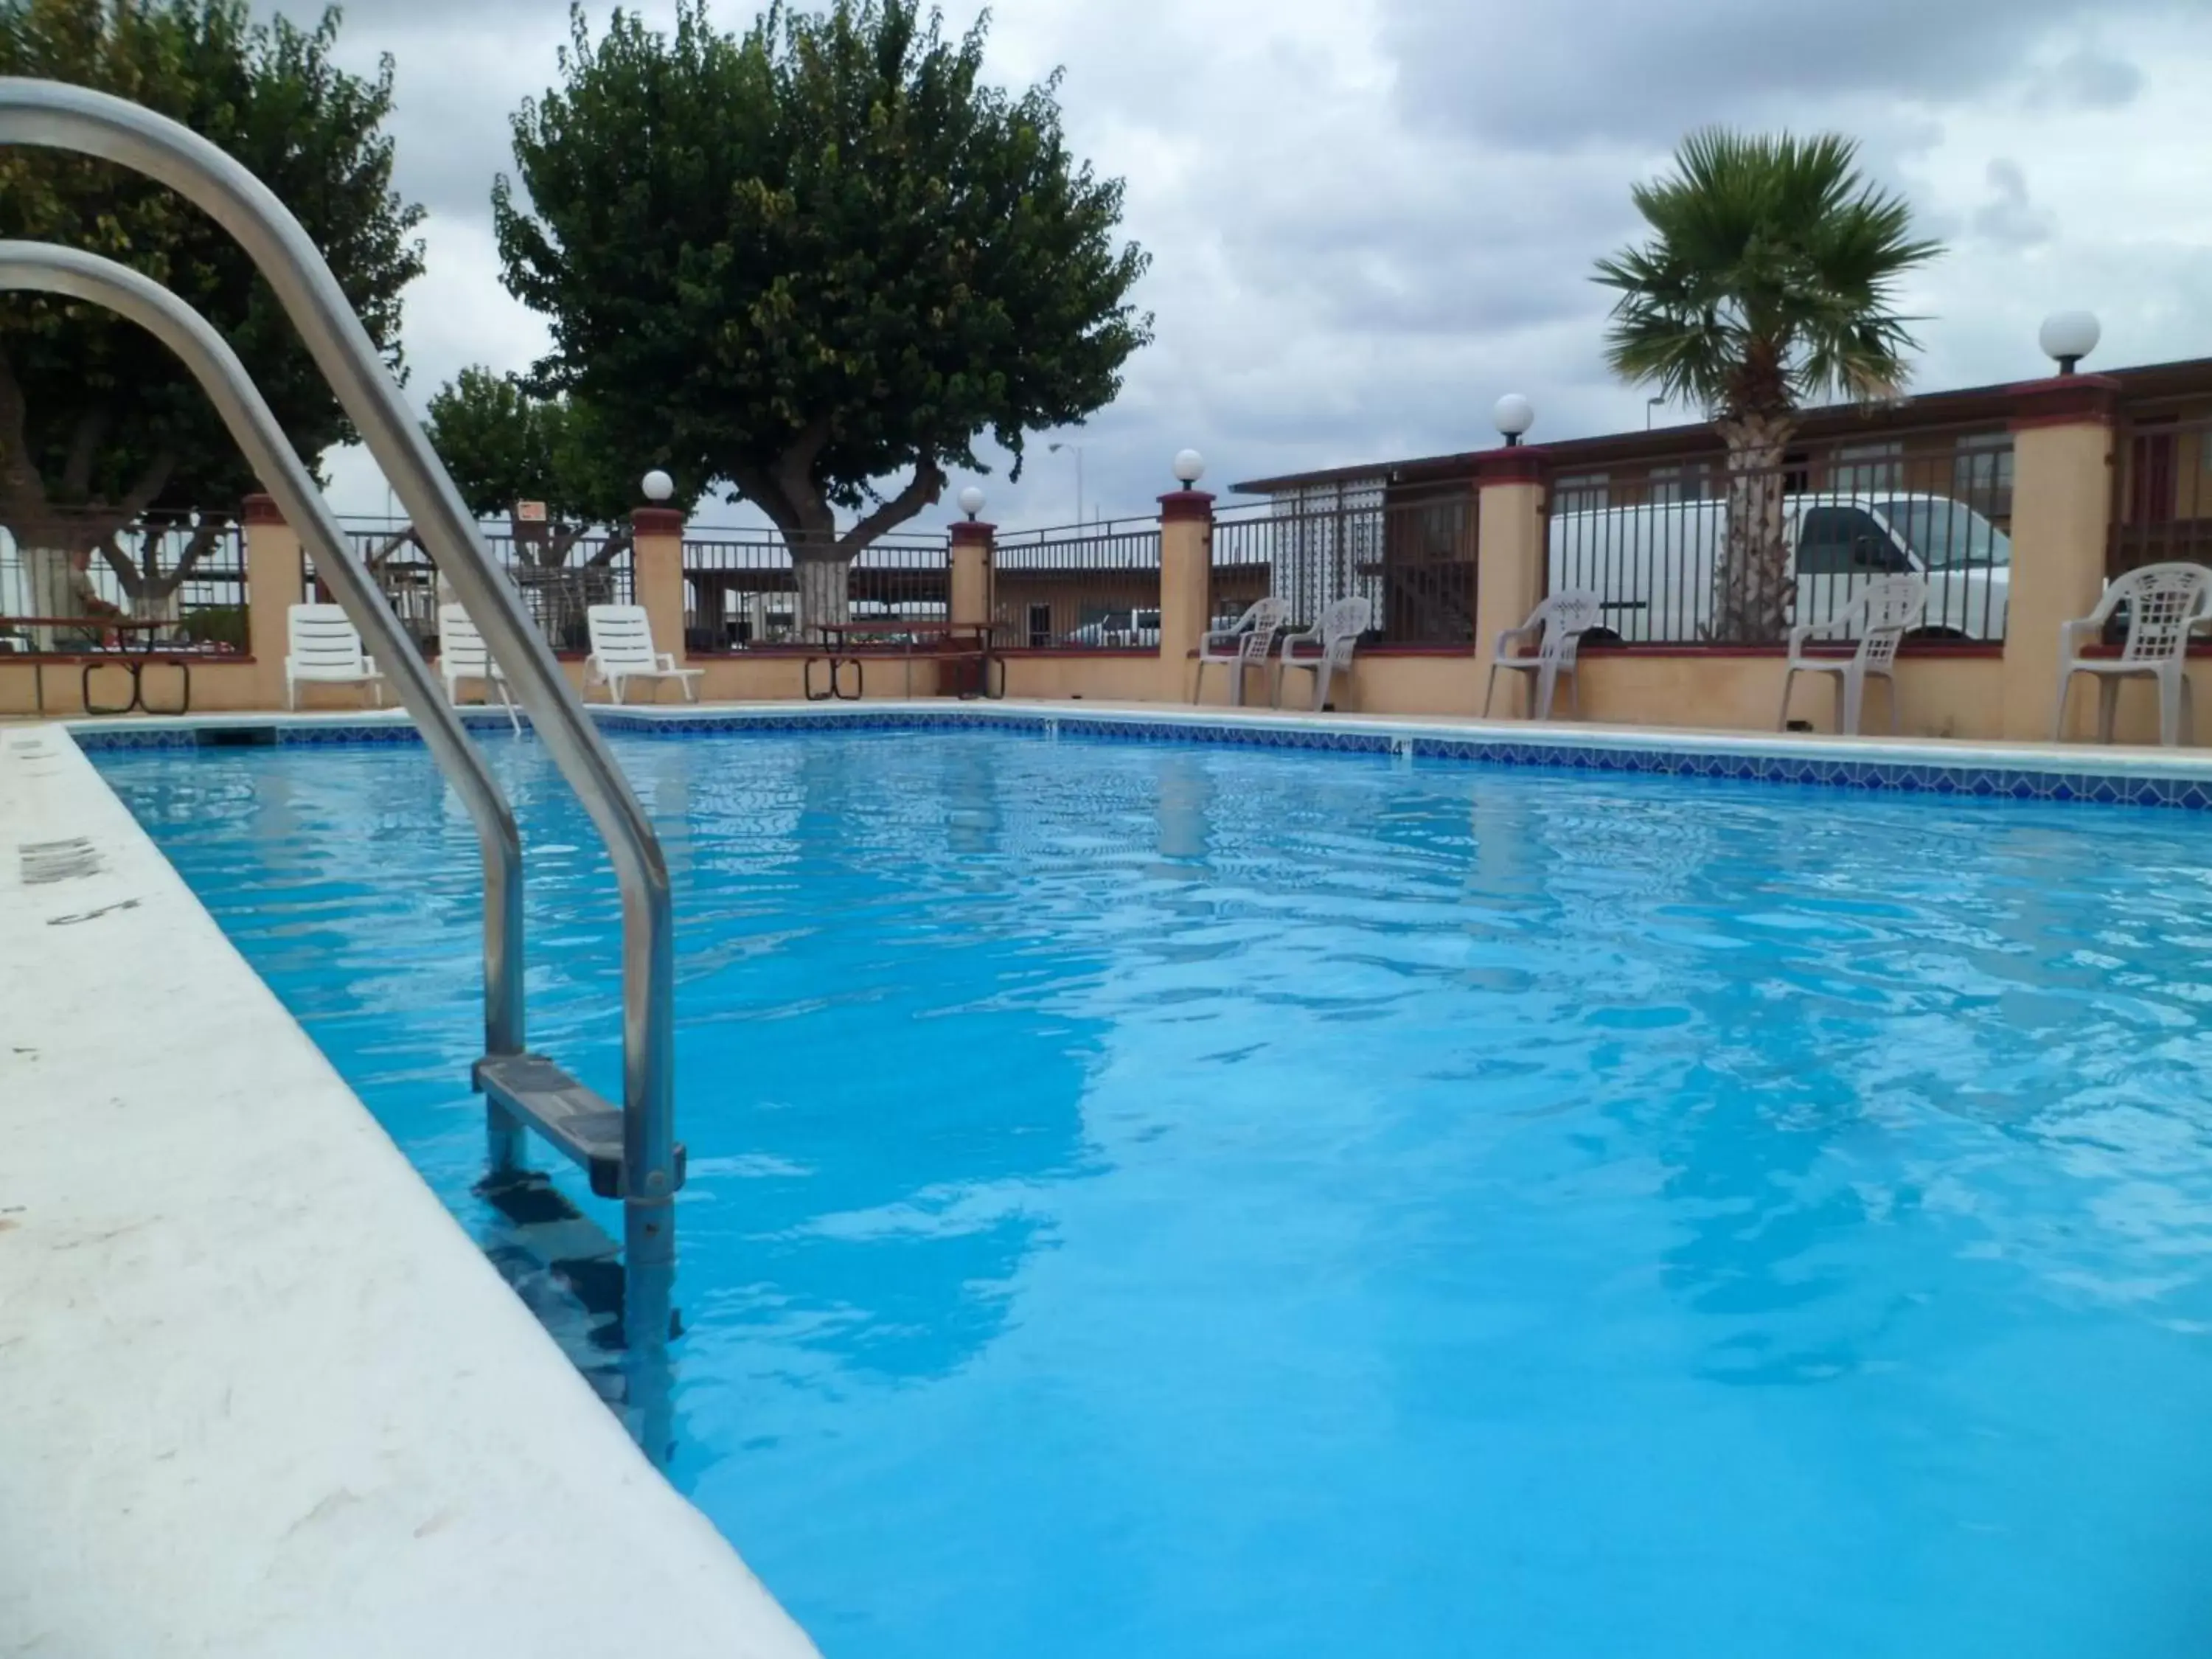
[474,1053,686,1200]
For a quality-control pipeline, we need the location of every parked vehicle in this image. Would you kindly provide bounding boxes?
[1546,491,2010,641]
[1064,607,1161,647]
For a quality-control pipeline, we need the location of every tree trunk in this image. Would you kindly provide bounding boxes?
[793,555,850,633]
[1712,414,1795,643]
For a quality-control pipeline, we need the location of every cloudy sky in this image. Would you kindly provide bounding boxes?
[287,0,2212,529]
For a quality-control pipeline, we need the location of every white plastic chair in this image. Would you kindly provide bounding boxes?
[436,602,520,734]
[1485,590,1601,720]
[1778,574,1927,736]
[284,603,383,709]
[2053,562,2212,747]
[585,603,702,704]
[1194,597,1291,706]
[1273,595,1373,712]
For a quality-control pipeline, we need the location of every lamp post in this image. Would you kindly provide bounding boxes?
[1173,448,1205,487]
[958,485,985,521]
[641,468,673,503]
[1050,440,1085,523]
[1492,394,1535,448]
[2039,311,2101,377]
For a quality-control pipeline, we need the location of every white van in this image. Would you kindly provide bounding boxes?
[1546,492,2010,641]
[1065,608,1161,647]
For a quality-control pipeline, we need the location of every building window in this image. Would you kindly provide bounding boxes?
[1553,472,1610,512]
[1830,441,1905,493]
[1648,464,1711,504]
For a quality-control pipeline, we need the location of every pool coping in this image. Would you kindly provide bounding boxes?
[0,723,819,1658]
[64,698,2212,810]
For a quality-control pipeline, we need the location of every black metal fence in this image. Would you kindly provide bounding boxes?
[990,518,1162,647]
[2110,411,2212,580]
[1546,430,2014,644]
[1211,484,1477,644]
[0,512,248,653]
[307,522,635,654]
[681,532,949,651]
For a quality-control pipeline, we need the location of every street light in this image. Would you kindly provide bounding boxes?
[1492,394,1535,447]
[2039,310,2101,376]
[957,485,985,521]
[1049,440,1085,523]
[641,468,673,503]
[1173,448,1206,486]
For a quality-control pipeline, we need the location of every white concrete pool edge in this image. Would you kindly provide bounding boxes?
[0,723,818,1659]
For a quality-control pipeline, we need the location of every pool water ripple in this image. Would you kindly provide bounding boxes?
[96,728,2212,1659]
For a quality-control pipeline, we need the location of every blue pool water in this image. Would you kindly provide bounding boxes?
[95,728,2212,1658]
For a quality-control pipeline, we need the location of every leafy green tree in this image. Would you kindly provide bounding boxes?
[1594,129,1940,641]
[0,0,423,619]
[425,365,698,567]
[494,0,1151,626]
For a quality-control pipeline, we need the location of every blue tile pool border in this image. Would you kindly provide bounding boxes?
[62,703,2212,812]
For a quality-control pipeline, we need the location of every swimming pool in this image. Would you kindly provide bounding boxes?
[94,725,2212,1658]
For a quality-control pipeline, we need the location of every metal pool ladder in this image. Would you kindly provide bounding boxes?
[0,80,682,1421]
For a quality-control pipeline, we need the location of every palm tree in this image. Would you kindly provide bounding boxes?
[1594,130,1941,641]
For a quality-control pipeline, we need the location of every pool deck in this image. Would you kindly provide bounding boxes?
[0,723,818,1658]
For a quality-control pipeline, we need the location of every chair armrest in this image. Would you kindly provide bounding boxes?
[282,654,297,674]
[2056,616,2099,660]
[657,652,679,670]
[1784,621,1818,657]
[1491,622,1538,658]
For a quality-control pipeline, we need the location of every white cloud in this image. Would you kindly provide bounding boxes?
[295,0,2212,524]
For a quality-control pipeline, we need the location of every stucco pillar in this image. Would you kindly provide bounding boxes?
[2001,377,2118,740]
[242,493,302,709]
[950,518,995,629]
[1473,449,1547,717]
[630,506,688,666]
[1157,489,1215,703]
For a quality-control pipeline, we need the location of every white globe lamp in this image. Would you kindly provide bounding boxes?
[1492,394,1536,447]
[957,485,986,521]
[2039,311,2101,377]
[1172,448,1205,487]
[641,468,675,503]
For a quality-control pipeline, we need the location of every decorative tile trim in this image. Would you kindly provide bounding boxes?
[69,704,2212,810]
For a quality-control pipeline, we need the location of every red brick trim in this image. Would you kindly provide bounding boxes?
[1158,490,1216,524]
[2008,374,2121,431]
[631,507,686,536]
[240,493,285,526]
[1576,640,2003,659]
[1475,448,1546,486]
[950,520,995,550]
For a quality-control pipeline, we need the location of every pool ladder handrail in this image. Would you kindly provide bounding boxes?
[0,80,681,1357]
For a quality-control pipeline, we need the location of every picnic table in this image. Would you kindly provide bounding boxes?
[0,616,214,716]
[804,619,1004,702]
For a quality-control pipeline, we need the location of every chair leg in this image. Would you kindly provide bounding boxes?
[1313,661,1333,713]
[1831,675,1846,735]
[1567,664,1580,720]
[2185,674,2195,747]
[1192,661,1206,706]
[1885,670,1899,735]
[1484,664,1500,717]
[286,675,296,712]
[1843,669,1864,738]
[1534,664,1557,721]
[2097,679,2119,745]
[1777,667,1796,732]
[2160,667,2183,748]
[2052,669,2073,742]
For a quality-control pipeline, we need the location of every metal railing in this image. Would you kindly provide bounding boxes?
[1212,484,1477,644]
[0,80,679,1442]
[681,530,948,650]
[1546,430,2014,644]
[990,518,1162,647]
[0,512,248,653]
[2110,413,2212,580]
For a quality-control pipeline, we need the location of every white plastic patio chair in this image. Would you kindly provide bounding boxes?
[1273,595,1374,712]
[2053,561,2212,747]
[436,602,520,734]
[284,602,383,709]
[1194,596,1291,706]
[585,603,702,704]
[1484,590,1601,720]
[1778,574,1927,736]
